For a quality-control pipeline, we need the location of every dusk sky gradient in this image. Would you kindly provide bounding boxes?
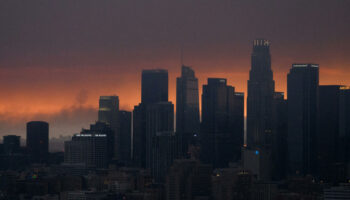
[1,0,350,138]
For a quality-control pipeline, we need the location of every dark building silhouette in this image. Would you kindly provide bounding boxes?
[132,103,147,168]
[26,121,49,163]
[242,148,262,179]
[88,121,114,162]
[145,102,175,169]
[64,131,108,169]
[141,69,168,104]
[176,65,200,157]
[287,64,319,177]
[98,96,119,160]
[1,135,28,170]
[247,39,275,149]
[339,87,350,181]
[166,159,212,200]
[3,135,20,155]
[318,85,343,182]
[133,69,171,168]
[233,92,245,153]
[150,131,178,183]
[212,167,254,200]
[200,78,244,168]
[246,39,275,180]
[119,110,132,164]
[271,92,288,180]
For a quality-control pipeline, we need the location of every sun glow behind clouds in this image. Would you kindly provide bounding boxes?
[0,63,349,121]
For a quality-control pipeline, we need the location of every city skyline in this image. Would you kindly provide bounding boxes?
[1,1,350,199]
[1,0,350,138]
[1,49,349,138]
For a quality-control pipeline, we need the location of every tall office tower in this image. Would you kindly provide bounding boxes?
[339,87,350,181]
[141,69,168,104]
[165,160,212,200]
[64,126,109,169]
[145,102,175,168]
[287,64,319,177]
[133,104,147,168]
[176,65,200,157]
[233,92,245,157]
[3,135,20,155]
[98,96,119,159]
[271,92,288,180]
[200,78,244,168]
[26,121,49,163]
[247,39,275,149]
[86,121,114,162]
[133,69,170,168]
[150,131,178,183]
[318,85,343,182]
[119,110,132,164]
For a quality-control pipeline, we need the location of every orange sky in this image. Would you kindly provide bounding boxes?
[1,0,350,138]
[0,57,349,138]
[0,59,349,118]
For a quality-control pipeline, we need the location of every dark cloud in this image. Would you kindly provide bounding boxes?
[0,88,122,138]
[0,0,349,137]
[75,89,89,106]
[0,104,97,139]
[0,0,349,71]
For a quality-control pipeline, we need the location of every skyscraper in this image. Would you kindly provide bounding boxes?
[88,121,114,162]
[339,87,350,181]
[119,110,132,164]
[200,78,244,168]
[150,131,178,183]
[271,92,288,180]
[133,69,172,168]
[176,65,200,157]
[145,102,175,169]
[141,69,168,104]
[132,104,147,168]
[64,131,108,169]
[247,39,275,149]
[287,64,319,177]
[232,92,245,155]
[26,121,49,163]
[98,96,119,159]
[318,85,343,182]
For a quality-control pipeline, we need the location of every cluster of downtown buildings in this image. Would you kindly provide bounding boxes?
[1,39,350,199]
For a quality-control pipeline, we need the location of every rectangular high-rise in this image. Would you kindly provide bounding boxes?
[271,92,288,180]
[119,110,132,164]
[339,87,350,181]
[150,131,178,183]
[176,65,200,157]
[64,123,109,169]
[98,96,119,159]
[318,85,343,182]
[87,121,114,162]
[132,103,147,168]
[200,78,244,168]
[26,121,49,163]
[141,69,168,104]
[145,102,175,169]
[133,69,171,168]
[287,64,319,177]
[232,92,245,153]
